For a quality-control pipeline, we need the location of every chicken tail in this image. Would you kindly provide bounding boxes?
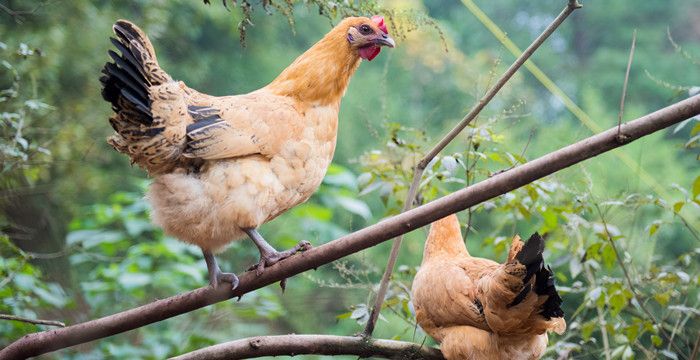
[101,20,188,174]
[480,233,565,336]
[509,233,563,320]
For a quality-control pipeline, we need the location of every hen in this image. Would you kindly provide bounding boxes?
[411,215,566,360]
[100,17,394,290]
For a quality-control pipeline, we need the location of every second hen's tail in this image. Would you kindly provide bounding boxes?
[480,233,565,336]
[101,20,189,174]
[510,233,564,319]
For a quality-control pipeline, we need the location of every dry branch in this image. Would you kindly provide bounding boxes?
[169,335,444,360]
[0,314,65,328]
[2,94,699,360]
[364,0,582,335]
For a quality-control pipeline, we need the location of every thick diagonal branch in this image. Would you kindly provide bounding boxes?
[363,0,582,336]
[169,335,444,360]
[2,94,698,360]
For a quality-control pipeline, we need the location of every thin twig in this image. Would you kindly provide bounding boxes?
[0,314,65,328]
[583,265,612,360]
[363,0,583,337]
[617,29,637,141]
[691,330,700,360]
[1,95,698,360]
[592,201,689,360]
[0,1,49,24]
[490,128,535,177]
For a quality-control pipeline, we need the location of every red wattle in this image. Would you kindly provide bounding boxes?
[359,46,381,61]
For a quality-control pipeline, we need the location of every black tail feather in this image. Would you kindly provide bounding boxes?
[509,233,564,319]
[516,232,545,284]
[101,22,153,125]
[535,265,564,319]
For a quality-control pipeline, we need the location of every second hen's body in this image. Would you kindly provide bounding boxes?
[101,17,394,288]
[412,215,565,360]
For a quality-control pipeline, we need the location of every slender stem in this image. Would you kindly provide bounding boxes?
[583,266,612,360]
[362,0,582,337]
[617,29,637,138]
[0,314,65,328]
[1,95,698,360]
[691,330,700,360]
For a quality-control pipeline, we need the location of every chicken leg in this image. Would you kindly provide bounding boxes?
[244,228,311,276]
[203,250,240,290]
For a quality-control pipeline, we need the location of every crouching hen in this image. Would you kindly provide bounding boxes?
[100,17,394,290]
[411,215,565,360]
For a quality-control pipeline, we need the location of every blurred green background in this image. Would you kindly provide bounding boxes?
[1,0,698,359]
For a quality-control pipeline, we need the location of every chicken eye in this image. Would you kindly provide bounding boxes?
[359,24,373,35]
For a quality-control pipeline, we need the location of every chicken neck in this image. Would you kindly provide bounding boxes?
[266,25,362,107]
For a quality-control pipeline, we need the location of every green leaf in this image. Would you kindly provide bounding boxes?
[335,196,372,220]
[124,219,153,237]
[290,203,333,221]
[601,243,616,269]
[323,164,357,189]
[654,291,671,306]
[33,284,68,307]
[649,221,661,235]
[692,176,700,198]
[66,230,123,248]
[118,272,151,290]
[651,334,662,347]
[542,208,557,230]
[609,291,628,316]
[581,321,596,341]
[660,350,679,360]
[335,312,352,320]
[673,201,685,213]
[569,256,582,278]
[625,324,639,342]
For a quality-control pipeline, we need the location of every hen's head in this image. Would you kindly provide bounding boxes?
[343,16,395,61]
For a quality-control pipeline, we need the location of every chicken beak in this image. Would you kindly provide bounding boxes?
[374,34,396,48]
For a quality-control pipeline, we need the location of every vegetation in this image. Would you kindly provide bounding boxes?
[1,0,698,359]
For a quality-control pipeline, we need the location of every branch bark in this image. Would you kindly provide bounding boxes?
[363,0,582,336]
[169,334,444,360]
[2,94,699,360]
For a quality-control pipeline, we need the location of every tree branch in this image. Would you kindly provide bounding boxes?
[363,0,582,336]
[169,334,444,360]
[2,95,699,360]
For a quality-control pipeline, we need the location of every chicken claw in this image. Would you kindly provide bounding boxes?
[203,250,240,290]
[244,228,312,276]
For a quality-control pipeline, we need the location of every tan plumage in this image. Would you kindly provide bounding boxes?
[101,17,394,288]
[411,215,566,360]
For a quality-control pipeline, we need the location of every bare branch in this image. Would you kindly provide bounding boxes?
[0,314,65,328]
[169,335,444,360]
[617,29,637,139]
[1,95,699,360]
[363,0,582,336]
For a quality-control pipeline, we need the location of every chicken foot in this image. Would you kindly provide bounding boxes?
[203,250,240,290]
[244,228,311,278]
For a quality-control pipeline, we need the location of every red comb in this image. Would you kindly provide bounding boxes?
[371,15,388,34]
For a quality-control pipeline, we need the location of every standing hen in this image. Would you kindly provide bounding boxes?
[100,17,394,290]
[411,215,566,360]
